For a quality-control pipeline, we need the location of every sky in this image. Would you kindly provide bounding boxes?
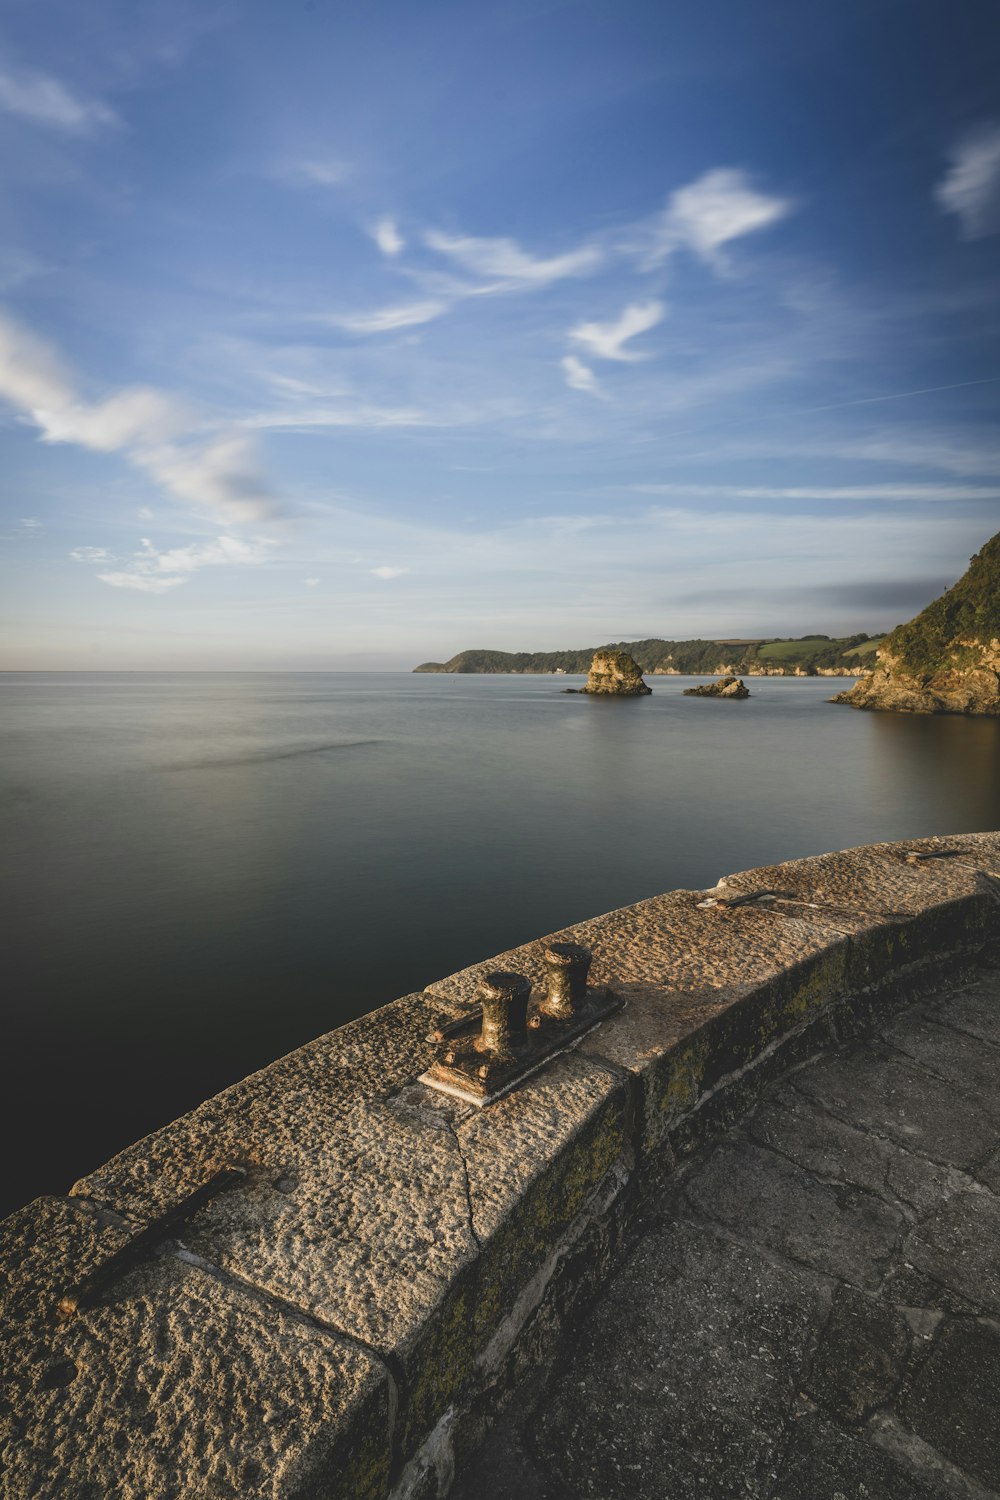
[0,0,998,669]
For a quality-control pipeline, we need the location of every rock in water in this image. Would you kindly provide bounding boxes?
[834,529,1000,715]
[683,676,750,699]
[581,648,652,696]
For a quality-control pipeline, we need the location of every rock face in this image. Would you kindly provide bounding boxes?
[834,530,1000,715]
[683,676,751,699]
[582,649,652,696]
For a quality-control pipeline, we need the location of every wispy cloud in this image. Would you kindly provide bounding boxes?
[639,168,792,270]
[97,535,275,594]
[277,157,351,187]
[70,545,112,562]
[569,300,665,362]
[936,123,1000,239]
[371,565,408,579]
[325,299,447,334]
[561,354,602,396]
[631,482,1000,503]
[20,516,41,529]
[0,311,279,525]
[424,229,602,287]
[371,217,404,257]
[0,63,118,133]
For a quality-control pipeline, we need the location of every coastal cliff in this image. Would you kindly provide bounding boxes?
[834,530,1000,716]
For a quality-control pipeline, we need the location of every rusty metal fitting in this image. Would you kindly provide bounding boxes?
[540,942,592,1020]
[479,971,531,1059]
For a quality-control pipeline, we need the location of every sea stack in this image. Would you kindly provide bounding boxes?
[683,676,751,699]
[581,648,652,696]
[834,530,1000,715]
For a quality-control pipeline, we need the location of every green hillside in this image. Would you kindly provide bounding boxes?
[414,633,882,676]
[884,531,1000,675]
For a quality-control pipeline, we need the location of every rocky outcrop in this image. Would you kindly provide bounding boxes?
[683,676,750,699]
[834,530,1000,716]
[580,649,652,696]
[834,643,1000,714]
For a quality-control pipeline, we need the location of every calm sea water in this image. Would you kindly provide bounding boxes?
[3,670,999,1217]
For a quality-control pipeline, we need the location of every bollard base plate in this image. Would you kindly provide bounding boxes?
[420,984,622,1107]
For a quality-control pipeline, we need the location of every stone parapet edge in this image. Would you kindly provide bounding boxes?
[1,833,998,1499]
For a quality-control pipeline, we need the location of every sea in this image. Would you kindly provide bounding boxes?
[3,669,999,1218]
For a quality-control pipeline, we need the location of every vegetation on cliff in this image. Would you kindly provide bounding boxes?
[835,531,1000,715]
[414,633,882,677]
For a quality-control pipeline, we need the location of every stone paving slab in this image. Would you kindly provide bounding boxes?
[454,961,1000,1500]
[0,1196,391,1500]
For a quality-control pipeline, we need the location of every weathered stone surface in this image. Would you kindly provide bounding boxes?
[928,982,1000,1047]
[579,647,652,695]
[790,1043,1000,1168]
[902,1188,1000,1312]
[682,674,750,698]
[900,1320,1000,1489]
[773,1416,951,1499]
[806,1287,910,1424]
[532,1221,824,1500]
[71,1015,628,1462]
[882,1009,1000,1094]
[0,1197,390,1500]
[685,1140,902,1289]
[459,963,1000,1500]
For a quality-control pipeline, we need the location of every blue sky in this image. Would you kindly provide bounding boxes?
[1,0,998,668]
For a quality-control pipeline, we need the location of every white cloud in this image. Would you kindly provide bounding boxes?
[137,506,154,520]
[305,576,320,587]
[0,311,279,525]
[97,570,187,594]
[936,124,1000,239]
[19,516,41,528]
[372,217,404,257]
[97,535,275,594]
[71,545,112,562]
[371,565,408,579]
[642,168,792,269]
[569,301,665,362]
[424,230,602,287]
[0,63,118,133]
[326,300,447,334]
[141,436,278,525]
[561,355,602,396]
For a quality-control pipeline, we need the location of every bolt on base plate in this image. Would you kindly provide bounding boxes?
[420,981,622,1107]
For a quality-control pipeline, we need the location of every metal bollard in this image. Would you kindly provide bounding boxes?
[479,971,531,1060]
[539,942,592,1020]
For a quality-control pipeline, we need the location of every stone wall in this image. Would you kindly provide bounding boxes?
[2,833,999,1499]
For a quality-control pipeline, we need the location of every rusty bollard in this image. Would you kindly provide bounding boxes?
[479,971,531,1061]
[539,942,592,1020]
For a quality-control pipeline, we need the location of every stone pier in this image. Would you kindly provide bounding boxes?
[1,833,998,1498]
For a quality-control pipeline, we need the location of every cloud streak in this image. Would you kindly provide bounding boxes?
[424,229,603,287]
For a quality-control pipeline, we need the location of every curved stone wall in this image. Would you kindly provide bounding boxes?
[2,833,999,1498]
